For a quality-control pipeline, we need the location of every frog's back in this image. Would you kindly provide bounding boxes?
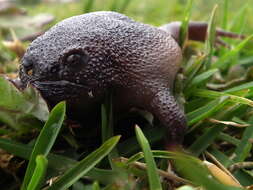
[35,11,182,88]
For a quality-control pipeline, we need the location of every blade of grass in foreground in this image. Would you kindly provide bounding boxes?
[47,135,120,190]
[118,127,164,156]
[92,181,100,190]
[27,155,48,190]
[21,101,66,190]
[135,125,162,190]
[179,0,193,46]
[0,138,119,185]
[126,151,243,190]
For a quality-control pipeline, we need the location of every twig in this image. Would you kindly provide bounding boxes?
[117,157,192,185]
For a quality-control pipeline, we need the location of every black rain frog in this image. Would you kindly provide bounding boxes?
[18,11,243,148]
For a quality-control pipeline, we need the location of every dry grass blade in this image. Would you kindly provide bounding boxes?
[205,151,241,185]
[203,161,242,188]
[208,118,250,127]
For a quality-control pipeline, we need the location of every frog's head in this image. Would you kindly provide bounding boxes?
[19,14,108,104]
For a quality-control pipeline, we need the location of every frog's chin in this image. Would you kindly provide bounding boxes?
[31,80,90,104]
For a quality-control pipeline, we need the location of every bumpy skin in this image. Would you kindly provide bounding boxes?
[19,11,187,146]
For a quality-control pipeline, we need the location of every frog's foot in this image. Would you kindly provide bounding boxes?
[215,28,245,39]
[160,21,245,47]
[214,28,245,48]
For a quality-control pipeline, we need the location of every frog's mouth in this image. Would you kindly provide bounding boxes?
[32,80,90,102]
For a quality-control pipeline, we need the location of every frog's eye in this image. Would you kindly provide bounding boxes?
[61,49,89,67]
[23,59,33,76]
[66,53,82,65]
[64,52,88,66]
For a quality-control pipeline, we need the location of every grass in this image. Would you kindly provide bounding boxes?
[0,0,253,189]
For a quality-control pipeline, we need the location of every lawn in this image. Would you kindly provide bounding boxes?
[0,0,253,189]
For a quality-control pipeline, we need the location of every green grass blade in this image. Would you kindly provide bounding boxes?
[92,181,100,190]
[27,155,48,190]
[21,101,66,190]
[189,125,225,156]
[135,125,162,190]
[47,135,120,190]
[222,0,228,29]
[224,81,253,93]
[184,55,206,77]
[183,55,206,92]
[118,127,164,156]
[189,68,218,87]
[209,148,234,168]
[101,93,118,168]
[234,169,253,186]
[212,34,253,69]
[189,103,243,156]
[233,123,253,162]
[193,89,253,107]
[186,96,229,126]
[0,137,75,170]
[0,138,119,185]
[127,152,145,164]
[228,3,248,33]
[101,93,113,142]
[179,0,194,46]
[204,4,218,70]
[218,133,240,146]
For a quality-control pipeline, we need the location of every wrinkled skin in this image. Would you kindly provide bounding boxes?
[19,11,242,148]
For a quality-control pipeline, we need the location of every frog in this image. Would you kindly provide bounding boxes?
[18,11,243,149]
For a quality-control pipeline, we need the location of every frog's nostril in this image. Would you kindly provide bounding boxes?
[23,59,32,68]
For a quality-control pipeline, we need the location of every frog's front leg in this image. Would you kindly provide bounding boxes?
[147,87,187,150]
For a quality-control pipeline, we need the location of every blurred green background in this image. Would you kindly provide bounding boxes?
[1,0,253,41]
[25,0,253,28]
